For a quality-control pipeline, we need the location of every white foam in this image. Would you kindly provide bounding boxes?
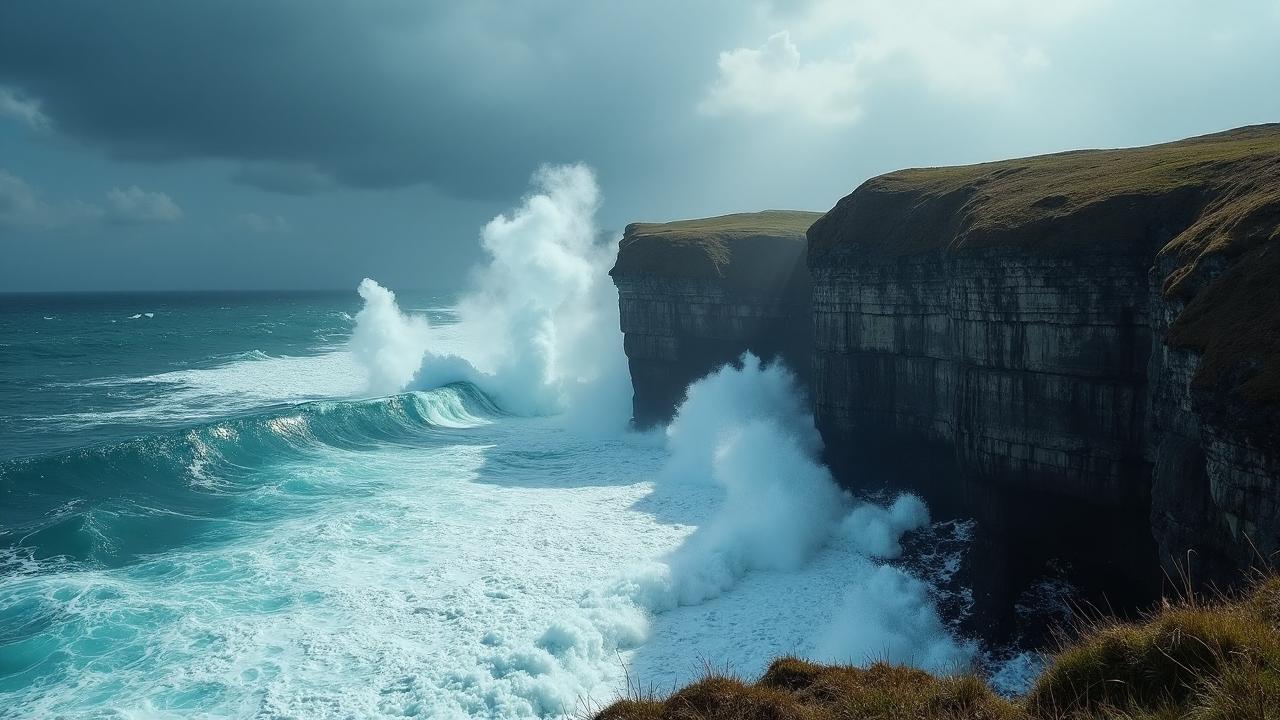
[2,424,685,718]
[350,279,432,396]
[352,164,631,435]
[429,354,976,713]
[10,164,985,717]
[51,350,368,429]
[839,494,931,560]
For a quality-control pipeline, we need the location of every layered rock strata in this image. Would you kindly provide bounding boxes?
[612,125,1280,632]
[807,125,1280,595]
[611,210,821,425]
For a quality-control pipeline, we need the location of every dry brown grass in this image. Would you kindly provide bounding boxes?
[594,576,1280,720]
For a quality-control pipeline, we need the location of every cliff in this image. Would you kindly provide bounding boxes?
[611,125,1280,631]
[807,124,1280,591]
[611,210,822,425]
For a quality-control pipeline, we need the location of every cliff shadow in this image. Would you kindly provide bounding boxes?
[823,429,1162,647]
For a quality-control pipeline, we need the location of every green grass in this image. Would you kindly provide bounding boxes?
[1164,240,1280,409]
[809,124,1280,263]
[611,210,822,290]
[592,576,1280,720]
[624,211,824,247]
[611,127,1279,404]
[806,123,1280,409]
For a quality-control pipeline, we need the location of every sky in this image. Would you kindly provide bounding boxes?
[1,0,1278,292]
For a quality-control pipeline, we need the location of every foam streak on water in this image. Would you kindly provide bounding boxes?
[0,349,977,717]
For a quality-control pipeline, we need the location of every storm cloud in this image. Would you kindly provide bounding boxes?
[0,1,743,201]
[0,0,1277,290]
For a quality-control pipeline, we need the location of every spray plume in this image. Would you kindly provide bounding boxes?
[348,167,975,712]
[350,164,631,433]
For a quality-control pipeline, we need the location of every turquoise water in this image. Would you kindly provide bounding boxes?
[0,292,707,717]
[0,290,1000,718]
[0,291,455,459]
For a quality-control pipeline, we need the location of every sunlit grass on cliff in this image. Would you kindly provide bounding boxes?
[611,210,822,289]
[591,575,1280,720]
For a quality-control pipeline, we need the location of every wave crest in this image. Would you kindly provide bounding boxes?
[0,384,498,570]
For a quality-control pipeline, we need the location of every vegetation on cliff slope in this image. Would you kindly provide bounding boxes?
[807,124,1280,265]
[806,124,1280,410]
[611,210,822,292]
[593,576,1280,719]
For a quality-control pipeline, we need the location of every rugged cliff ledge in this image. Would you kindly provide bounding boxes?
[808,124,1280,591]
[611,210,821,425]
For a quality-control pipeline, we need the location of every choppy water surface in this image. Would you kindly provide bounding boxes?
[0,288,1033,718]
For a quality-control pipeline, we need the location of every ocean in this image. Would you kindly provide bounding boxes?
[0,167,1017,718]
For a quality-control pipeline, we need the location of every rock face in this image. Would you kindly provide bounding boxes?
[611,211,821,425]
[611,126,1280,631]
[807,124,1280,593]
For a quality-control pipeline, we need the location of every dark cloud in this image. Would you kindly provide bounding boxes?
[231,162,336,196]
[0,1,740,200]
[1,1,1277,292]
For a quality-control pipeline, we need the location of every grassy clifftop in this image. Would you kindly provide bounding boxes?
[611,210,822,293]
[595,576,1280,720]
[808,124,1280,409]
[807,124,1280,268]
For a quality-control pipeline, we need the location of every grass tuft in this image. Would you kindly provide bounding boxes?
[595,575,1280,720]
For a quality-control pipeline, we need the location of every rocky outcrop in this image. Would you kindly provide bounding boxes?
[611,211,821,425]
[808,124,1280,592]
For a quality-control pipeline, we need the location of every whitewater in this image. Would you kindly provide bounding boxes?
[0,165,993,718]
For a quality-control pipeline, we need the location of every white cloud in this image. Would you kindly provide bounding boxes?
[700,0,1100,123]
[236,212,292,233]
[105,186,183,225]
[699,31,863,125]
[0,86,49,129]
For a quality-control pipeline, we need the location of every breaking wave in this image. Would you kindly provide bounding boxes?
[0,163,994,718]
[0,384,498,571]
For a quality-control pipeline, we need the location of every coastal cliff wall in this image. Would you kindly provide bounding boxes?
[611,125,1280,623]
[611,211,820,425]
[807,124,1280,587]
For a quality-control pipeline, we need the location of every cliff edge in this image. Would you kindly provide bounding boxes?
[611,210,822,425]
[808,124,1280,587]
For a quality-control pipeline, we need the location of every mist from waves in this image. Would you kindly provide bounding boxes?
[1,164,989,718]
[339,163,978,714]
[351,163,631,436]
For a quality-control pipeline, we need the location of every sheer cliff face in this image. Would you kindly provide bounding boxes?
[610,211,820,425]
[808,124,1280,581]
[611,126,1279,603]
